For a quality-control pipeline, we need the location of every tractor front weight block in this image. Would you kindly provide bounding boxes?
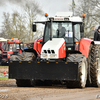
[9,61,78,81]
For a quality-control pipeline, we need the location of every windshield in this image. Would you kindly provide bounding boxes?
[44,22,73,43]
[1,42,6,51]
[7,43,20,51]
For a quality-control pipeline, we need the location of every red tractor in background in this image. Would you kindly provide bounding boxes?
[1,38,24,65]
[0,38,8,64]
[9,12,100,88]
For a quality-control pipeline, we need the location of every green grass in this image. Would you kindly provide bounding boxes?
[0,65,8,80]
[0,73,8,80]
[0,77,8,80]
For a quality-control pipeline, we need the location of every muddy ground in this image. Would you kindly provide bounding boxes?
[0,66,8,73]
[0,67,100,100]
[0,80,100,100]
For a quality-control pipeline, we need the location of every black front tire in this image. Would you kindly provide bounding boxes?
[66,54,87,88]
[90,44,100,87]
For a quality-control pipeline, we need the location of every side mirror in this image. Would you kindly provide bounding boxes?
[80,24,84,32]
[32,23,36,32]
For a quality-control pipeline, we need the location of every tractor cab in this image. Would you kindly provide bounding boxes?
[33,12,84,59]
[6,39,23,54]
[2,38,24,64]
[43,21,84,50]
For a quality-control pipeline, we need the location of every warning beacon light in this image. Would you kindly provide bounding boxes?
[45,13,48,17]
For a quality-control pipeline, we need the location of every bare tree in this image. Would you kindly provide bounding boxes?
[1,12,12,38]
[23,0,44,42]
[71,0,100,38]
[0,0,44,42]
[11,11,27,41]
[1,11,27,41]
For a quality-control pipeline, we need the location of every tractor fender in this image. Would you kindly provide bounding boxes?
[68,50,81,54]
[79,38,94,58]
[34,38,43,57]
[24,49,38,58]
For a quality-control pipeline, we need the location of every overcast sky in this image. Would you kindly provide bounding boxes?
[37,0,72,16]
[0,0,77,27]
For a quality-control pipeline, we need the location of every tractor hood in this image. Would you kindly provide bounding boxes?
[41,38,66,59]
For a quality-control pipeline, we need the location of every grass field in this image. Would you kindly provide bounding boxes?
[0,66,8,80]
[0,73,8,80]
[0,77,8,80]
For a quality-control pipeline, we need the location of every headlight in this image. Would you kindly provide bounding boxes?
[50,54,57,58]
[42,54,47,58]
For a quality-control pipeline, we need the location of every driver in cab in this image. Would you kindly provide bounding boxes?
[57,23,66,37]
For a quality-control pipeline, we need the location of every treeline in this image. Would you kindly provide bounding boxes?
[0,0,44,42]
[1,0,100,42]
[73,0,100,37]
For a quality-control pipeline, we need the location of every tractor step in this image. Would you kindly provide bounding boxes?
[9,61,78,81]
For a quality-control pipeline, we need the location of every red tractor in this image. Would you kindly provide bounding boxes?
[9,12,100,88]
[0,38,8,64]
[2,38,24,65]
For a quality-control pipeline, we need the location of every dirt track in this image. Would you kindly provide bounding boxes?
[0,66,8,73]
[0,80,100,100]
[0,67,100,100]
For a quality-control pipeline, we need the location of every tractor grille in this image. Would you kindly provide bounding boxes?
[44,50,55,54]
